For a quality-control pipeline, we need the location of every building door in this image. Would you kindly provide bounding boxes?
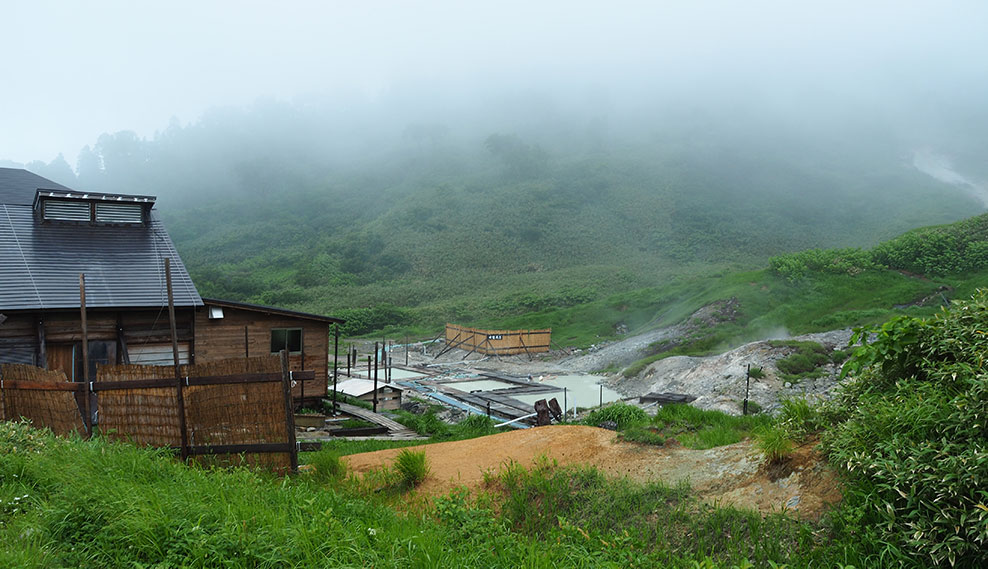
[46,344,77,380]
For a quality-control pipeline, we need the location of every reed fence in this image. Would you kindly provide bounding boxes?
[0,354,304,474]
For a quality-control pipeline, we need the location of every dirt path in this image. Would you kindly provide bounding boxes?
[344,425,841,521]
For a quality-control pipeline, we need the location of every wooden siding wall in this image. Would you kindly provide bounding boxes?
[194,308,328,400]
[0,309,194,369]
[444,324,552,356]
[356,387,402,411]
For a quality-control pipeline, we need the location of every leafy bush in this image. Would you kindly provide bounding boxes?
[871,216,988,276]
[455,414,499,438]
[775,397,819,439]
[754,426,794,464]
[771,340,830,380]
[581,402,649,430]
[305,449,347,484]
[748,366,765,379]
[769,247,878,282]
[394,411,452,438]
[822,289,988,567]
[392,449,430,488]
[620,426,666,446]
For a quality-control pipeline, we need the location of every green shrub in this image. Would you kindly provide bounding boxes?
[871,216,988,276]
[454,414,499,437]
[305,449,347,484]
[395,411,452,438]
[769,247,878,282]
[776,397,819,439]
[581,402,649,430]
[620,425,666,446]
[822,289,988,567]
[748,366,765,379]
[771,340,830,380]
[755,426,794,464]
[392,449,430,488]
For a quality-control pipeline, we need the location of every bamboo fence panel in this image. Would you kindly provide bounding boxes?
[0,364,84,436]
[1,356,294,474]
[97,364,182,447]
[97,356,292,473]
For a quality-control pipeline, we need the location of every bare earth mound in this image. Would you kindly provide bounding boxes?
[343,425,841,521]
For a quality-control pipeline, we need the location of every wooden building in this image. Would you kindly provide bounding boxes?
[0,168,343,406]
[196,298,342,405]
[333,378,404,411]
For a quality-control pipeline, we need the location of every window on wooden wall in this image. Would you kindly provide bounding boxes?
[270,328,302,354]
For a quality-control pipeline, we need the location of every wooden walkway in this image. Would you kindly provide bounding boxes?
[427,374,563,426]
[335,402,421,439]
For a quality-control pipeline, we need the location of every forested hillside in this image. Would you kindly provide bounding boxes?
[16,96,985,335]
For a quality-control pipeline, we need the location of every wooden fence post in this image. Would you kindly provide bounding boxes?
[79,274,92,438]
[165,259,189,461]
[280,350,299,473]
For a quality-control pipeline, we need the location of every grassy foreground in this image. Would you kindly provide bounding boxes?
[0,417,862,569]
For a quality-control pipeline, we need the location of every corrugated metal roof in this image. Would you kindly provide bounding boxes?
[0,168,202,311]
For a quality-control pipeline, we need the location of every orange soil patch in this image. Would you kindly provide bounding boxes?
[343,425,842,521]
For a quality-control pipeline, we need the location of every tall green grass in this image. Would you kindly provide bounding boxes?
[0,420,863,568]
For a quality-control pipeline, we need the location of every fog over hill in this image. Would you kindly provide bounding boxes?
[3,1,987,324]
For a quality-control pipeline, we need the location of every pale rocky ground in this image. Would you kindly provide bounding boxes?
[398,317,854,417]
[346,316,855,520]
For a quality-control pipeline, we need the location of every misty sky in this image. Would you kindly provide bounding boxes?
[3,0,987,165]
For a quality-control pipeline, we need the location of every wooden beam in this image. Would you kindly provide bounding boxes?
[116,313,130,365]
[517,334,533,361]
[183,442,295,456]
[434,331,464,358]
[36,317,46,369]
[0,380,82,391]
[79,274,91,438]
[280,350,299,473]
[165,258,189,462]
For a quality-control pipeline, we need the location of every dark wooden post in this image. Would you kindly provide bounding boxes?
[79,274,92,437]
[116,313,130,364]
[244,326,249,358]
[36,317,46,369]
[165,259,189,461]
[743,364,751,416]
[332,324,339,415]
[280,349,299,473]
[372,342,379,412]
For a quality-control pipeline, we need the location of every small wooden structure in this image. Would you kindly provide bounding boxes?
[333,378,403,411]
[440,324,551,358]
[196,298,343,407]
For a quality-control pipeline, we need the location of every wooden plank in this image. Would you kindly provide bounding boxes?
[183,443,295,456]
[335,401,417,435]
[0,380,82,391]
[92,371,316,392]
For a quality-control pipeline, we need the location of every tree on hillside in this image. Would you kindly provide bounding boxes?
[484,133,548,180]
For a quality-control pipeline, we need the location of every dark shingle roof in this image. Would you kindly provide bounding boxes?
[0,167,202,311]
[202,298,345,324]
